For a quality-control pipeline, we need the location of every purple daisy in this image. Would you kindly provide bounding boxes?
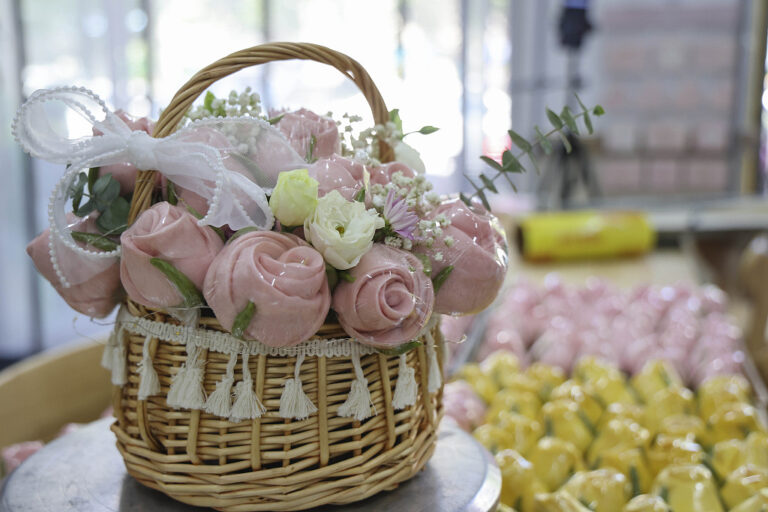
[383,188,419,240]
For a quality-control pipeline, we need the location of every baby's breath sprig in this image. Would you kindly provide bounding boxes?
[463,94,605,210]
[183,88,265,123]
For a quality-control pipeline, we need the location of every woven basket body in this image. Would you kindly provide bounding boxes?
[108,43,443,511]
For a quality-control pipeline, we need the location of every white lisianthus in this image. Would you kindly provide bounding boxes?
[304,190,384,270]
[393,140,426,174]
[268,168,318,227]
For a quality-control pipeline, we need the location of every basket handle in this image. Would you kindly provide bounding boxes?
[129,42,393,222]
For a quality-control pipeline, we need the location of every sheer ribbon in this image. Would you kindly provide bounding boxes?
[13,86,306,287]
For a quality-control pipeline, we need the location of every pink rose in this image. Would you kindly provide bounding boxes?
[26,214,122,317]
[120,202,223,309]
[418,198,508,315]
[1,441,44,475]
[96,110,155,194]
[276,108,340,159]
[306,155,365,201]
[332,244,434,347]
[203,231,330,346]
[369,162,416,186]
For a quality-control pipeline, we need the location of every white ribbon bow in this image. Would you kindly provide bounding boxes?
[12,86,306,288]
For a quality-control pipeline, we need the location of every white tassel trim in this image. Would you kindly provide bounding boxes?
[279,353,317,420]
[229,353,265,422]
[137,334,160,400]
[337,349,375,421]
[204,352,237,417]
[426,330,442,393]
[392,354,418,409]
[101,330,116,370]
[110,327,127,386]
[167,345,206,409]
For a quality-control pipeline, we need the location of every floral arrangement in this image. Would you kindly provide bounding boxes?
[17,87,510,351]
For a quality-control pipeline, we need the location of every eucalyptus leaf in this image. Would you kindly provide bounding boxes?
[166,180,178,205]
[546,108,563,129]
[476,189,490,210]
[479,174,497,193]
[150,258,204,308]
[88,167,99,192]
[479,155,502,172]
[325,264,339,291]
[502,151,523,173]
[593,105,605,116]
[560,106,579,134]
[508,129,532,153]
[535,126,553,155]
[267,113,285,125]
[70,231,119,251]
[431,265,453,294]
[95,196,130,234]
[583,111,594,135]
[376,340,421,356]
[418,125,439,135]
[558,132,573,153]
[229,226,259,242]
[74,200,96,218]
[92,174,121,210]
[459,192,472,207]
[68,173,87,199]
[338,270,355,283]
[232,301,256,339]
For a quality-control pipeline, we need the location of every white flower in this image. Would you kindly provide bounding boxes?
[304,190,384,270]
[393,140,426,174]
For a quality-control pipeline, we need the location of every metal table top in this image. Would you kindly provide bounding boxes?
[0,418,499,512]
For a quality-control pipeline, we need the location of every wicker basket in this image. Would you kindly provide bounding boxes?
[107,42,443,512]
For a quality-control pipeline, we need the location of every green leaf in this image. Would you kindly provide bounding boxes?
[228,226,259,242]
[459,192,472,207]
[583,111,594,135]
[70,231,118,252]
[376,340,421,356]
[501,151,523,173]
[166,180,178,205]
[528,153,541,174]
[629,466,641,497]
[67,172,87,198]
[479,155,503,172]
[91,174,121,211]
[305,134,318,163]
[87,167,99,193]
[508,129,532,153]
[560,106,580,134]
[535,126,553,155]
[325,263,339,291]
[186,204,204,220]
[475,189,491,211]
[431,265,453,294]
[338,270,356,283]
[149,258,204,308]
[95,196,130,234]
[232,301,256,339]
[203,91,215,111]
[546,108,564,129]
[479,174,498,193]
[74,200,96,218]
[414,252,432,276]
[593,105,605,116]
[558,131,573,153]
[574,92,588,112]
[389,108,403,133]
[267,113,285,125]
[354,187,366,202]
[417,125,439,135]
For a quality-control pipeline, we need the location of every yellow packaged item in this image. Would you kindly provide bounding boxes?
[698,374,751,419]
[704,402,766,444]
[630,360,683,404]
[643,387,694,434]
[517,210,655,262]
[560,469,632,512]
[541,400,594,453]
[528,437,584,491]
[494,411,544,456]
[651,464,723,512]
[745,431,768,469]
[525,362,566,400]
[720,464,768,509]
[574,356,623,384]
[646,435,705,477]
[480,351,521,387]
[598,402,645,430]
[710,439,747,478]
[495,449,548,512]
[534,490,593,512]
[658,415,705,442]
[598,447,652,496]
[729,488,768,512]
[456,363,498,404]
[587,418,651,465]
[498,372,542,397]
[587,375,637,406]
[486,390,542,422]
[473,424,517,454]
[549,381,604,425]
[623,494,671,512]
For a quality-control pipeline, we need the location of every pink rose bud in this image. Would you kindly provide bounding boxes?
[96,110,155,194]
[204,231,330,347]
[332,244,434,347]
[368,161,416,186]
[276,108,341,160]
[26,213,122,318]
[120,202,223,309]
[418,198,508,315]
[2,441,44,474]
[443,380,487,431]
[306,154,365,201]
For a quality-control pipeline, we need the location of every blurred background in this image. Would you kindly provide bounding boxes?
[0,0,767,362]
